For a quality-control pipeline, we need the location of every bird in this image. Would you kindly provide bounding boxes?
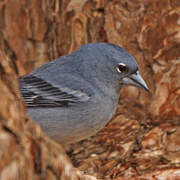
[19,43,149,145]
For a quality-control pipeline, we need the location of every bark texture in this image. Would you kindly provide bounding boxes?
[0,0,180,179]
[0,52,96,179]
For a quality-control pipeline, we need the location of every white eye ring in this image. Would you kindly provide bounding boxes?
[116,63,127,73]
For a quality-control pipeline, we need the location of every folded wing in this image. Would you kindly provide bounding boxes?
[19,75,90,107]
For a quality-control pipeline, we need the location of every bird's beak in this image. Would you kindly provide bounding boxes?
[121,71,149,91]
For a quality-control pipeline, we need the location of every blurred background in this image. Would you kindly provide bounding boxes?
[0,0,180,179]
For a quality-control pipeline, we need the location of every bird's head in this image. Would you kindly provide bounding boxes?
[79,43,149,93]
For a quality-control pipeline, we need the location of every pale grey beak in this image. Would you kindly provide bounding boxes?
[121,71,149,91]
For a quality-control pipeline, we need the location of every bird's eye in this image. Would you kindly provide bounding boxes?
[117,63,127,73]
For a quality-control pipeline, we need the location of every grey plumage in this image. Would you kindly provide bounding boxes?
[19,43,149,144]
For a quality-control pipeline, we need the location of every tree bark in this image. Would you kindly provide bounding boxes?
[0,51,96,179]
[0,0,180,179]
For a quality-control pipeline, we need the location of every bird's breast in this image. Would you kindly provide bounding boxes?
[27,94,118,144]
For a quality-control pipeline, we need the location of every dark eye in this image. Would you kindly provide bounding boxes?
[117,63,127,73]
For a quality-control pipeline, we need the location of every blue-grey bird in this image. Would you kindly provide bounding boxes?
[19,43,149,144]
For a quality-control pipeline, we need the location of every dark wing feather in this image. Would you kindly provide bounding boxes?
[19,75,90,108]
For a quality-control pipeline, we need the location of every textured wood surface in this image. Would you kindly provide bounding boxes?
[0,52,96,179]
[0,0,180,179]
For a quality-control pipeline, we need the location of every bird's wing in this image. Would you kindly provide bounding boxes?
[19,75,90,108]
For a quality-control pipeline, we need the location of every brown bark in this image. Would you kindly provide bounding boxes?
[0,0,180,179]
[0,52,96,179]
